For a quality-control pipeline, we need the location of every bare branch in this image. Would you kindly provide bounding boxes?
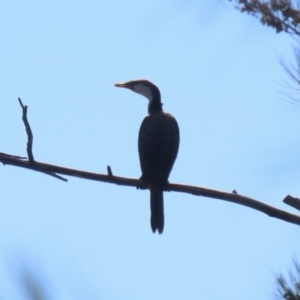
[278,46,300,104]
[0,152,300,227]
[283,195,300,211]
[107,165,113,177]
[0,152,26,160]
[18,98,34,162]
[1,98,299,230]
[17,98,67,181]
[170,183,300,226]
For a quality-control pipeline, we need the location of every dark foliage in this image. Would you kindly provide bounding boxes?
[274,260,300,299]
[232,0,300,34]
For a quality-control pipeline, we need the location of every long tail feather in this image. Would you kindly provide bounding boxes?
[150,189,164,234]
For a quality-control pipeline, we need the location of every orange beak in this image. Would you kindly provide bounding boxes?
[114,83,133,90]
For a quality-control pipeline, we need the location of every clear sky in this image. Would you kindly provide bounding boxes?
[0,1,299,299]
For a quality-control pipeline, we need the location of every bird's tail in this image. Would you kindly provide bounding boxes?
[150,189,164,234]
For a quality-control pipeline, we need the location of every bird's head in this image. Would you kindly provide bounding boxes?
[115,79,160,102]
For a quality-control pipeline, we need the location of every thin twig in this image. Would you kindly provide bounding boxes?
[0,152,26,160]
[42,171,67,182]
[18,98,34,162]
[17,98,66,180]
[107,165,113,177]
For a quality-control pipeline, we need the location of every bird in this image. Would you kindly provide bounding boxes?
[115,79,180,234]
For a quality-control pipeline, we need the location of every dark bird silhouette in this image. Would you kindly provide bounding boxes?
[115,79,180,234]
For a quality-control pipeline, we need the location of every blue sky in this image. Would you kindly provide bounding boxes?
[0,1,300,299]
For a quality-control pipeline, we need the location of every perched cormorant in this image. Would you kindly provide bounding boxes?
[115,79,180,234]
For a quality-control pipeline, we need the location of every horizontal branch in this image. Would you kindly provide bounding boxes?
[1,152,300,227]
[1,98,299,230]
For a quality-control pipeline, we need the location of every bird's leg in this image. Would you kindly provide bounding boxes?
[137,175,148,190]
[162,180,170,192]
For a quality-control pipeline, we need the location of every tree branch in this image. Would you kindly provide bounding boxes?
[1,98,300,228]
[1,152,300,226]
[16,98,68,181]
[283,195,300,211]
[18,98,34,162]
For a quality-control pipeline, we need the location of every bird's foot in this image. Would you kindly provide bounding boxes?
[163,180,170,192]
[136,175,148,190]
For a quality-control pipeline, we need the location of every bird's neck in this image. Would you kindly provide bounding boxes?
[148,92,162,114]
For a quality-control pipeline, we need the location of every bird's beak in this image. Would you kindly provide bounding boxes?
[114,83,133,90]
